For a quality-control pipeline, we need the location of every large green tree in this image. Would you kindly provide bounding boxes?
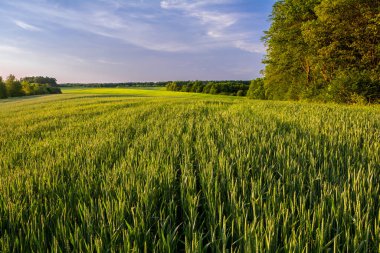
[5,74,24,97]
[263,0,321,100]
[302,0,380,102]
[264,0,380,102]
[247,78,266,100]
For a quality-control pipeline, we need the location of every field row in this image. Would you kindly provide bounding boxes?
[0,93,379,252]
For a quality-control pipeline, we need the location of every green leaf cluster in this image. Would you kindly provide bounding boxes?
[0,75,62,99]
[166,80,250,96]
[264,0,380,103]
[247,78,266,100]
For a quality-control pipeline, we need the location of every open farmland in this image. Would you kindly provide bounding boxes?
[0,88,379,252]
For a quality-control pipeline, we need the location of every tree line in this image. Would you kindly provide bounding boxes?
[60,82,170,88]
[166,80,251,96]
[0,75,61,99]
[262,0,380,103]
[164,0,379,103]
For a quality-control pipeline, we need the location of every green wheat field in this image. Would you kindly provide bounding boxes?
[0,88,379,252]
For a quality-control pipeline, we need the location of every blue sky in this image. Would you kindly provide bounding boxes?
[0,0,276,83]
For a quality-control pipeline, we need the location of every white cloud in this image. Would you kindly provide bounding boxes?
[14,20,42,31]
[97,59,124,65]
[234,41,266,54]
[190,11,237,28]
[159,0,264,54]
[160,0,232,10]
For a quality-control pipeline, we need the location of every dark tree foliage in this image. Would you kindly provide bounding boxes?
[0,77,7,99]
[166,80,251,96]
[264,0,380,103]
[0,76,7,99]
[21,76,58,87]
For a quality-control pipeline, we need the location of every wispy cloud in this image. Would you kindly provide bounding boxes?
[0,0,272,82]
[6,0,264,54]
[160,0,265,53]
[14,20,42,31]
[6,1,195,52]
[160,0,233,10]
[97,59,124,65]
[234,41,266,54]
[0,45,24,54]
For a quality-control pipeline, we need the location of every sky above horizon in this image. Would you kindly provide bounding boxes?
[0,0,276,83]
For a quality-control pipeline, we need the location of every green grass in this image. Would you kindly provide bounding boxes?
[62,87,205,97]
[0,89,379,252]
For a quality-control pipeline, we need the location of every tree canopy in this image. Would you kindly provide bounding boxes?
[166,80,250,96]
[0,75,61,99]
[5,74,24,97]
[20,76,57,87]
[263,0,380,103]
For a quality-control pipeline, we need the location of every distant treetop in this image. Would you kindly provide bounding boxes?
[21,76,57,87]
